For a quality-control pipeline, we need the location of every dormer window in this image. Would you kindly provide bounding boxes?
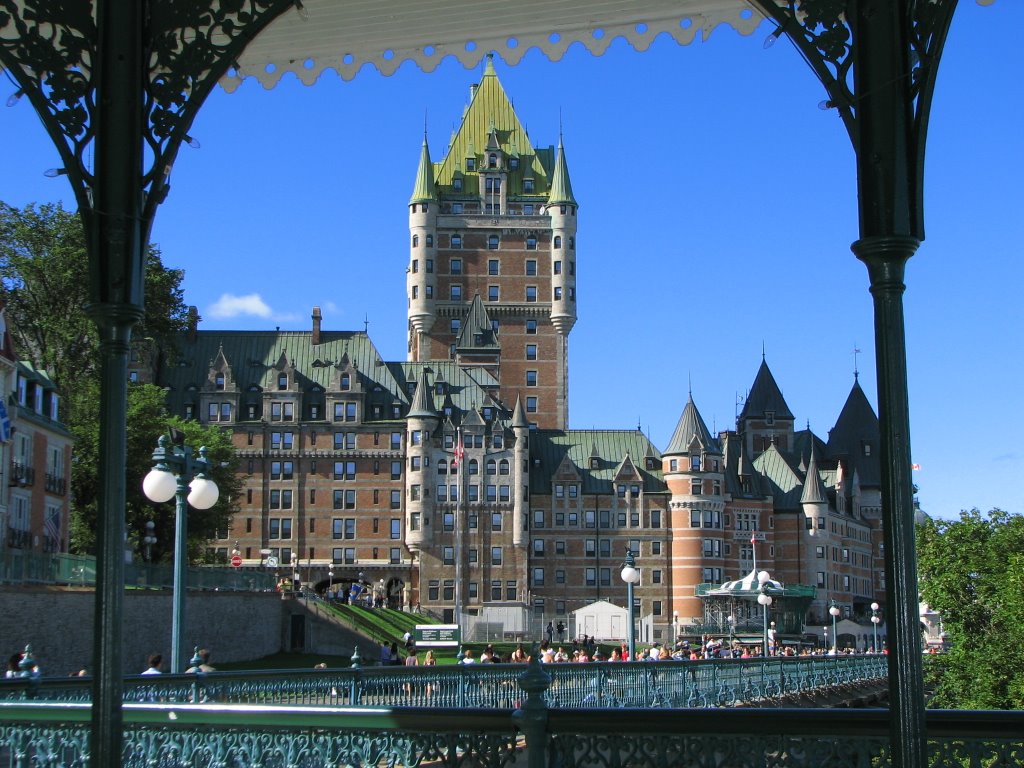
[863,443,872,457]
[466,157,476,171]
[523,179,534,193]
[215,373,225,390]
[690,455,701,471]
[510,157,519,170]
[765,410,775,426]
[590,457,600,470]
[277,374,287,390]
[453,177,463,192]
[488,153,498,168]
[341,373,350,391]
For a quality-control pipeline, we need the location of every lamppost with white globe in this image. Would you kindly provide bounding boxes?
[871,602,881,652]
[756,570,774,658]
[142,433,219,673]
[142,520,157,563]
[829,600,841,653]
[620,549,640,661]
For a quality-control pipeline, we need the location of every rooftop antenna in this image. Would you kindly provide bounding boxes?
[762,341,766,361]
[853,344,861,381]
[364,314,369,334]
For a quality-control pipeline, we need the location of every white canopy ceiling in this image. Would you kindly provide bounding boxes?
[224,0,765,91]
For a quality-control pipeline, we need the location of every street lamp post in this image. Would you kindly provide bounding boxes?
[620,549,640,661]
[823,626,828,652]
[142,521,157,563]
[142,433,219,673]
[829,600,841,653]
[756,570,773,658]
[871,602,881,653]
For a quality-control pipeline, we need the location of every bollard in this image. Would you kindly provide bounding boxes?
[512,645,551,768]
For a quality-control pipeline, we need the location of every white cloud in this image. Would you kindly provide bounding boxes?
[207,293,274,320]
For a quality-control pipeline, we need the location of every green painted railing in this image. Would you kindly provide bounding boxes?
[0,655,886,709]
[0,699,1019,768]
[0,552,277,591]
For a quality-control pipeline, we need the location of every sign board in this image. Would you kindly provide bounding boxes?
[414,624,460,647]
[265,556,279,568]
[230,554,242,568]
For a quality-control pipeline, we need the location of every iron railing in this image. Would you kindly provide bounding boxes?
[0,691,1019,768]
[0,655,887,709]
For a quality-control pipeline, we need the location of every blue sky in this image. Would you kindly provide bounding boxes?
[1,4,1020,520]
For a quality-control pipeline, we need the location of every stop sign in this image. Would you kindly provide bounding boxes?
[231,554,242,568]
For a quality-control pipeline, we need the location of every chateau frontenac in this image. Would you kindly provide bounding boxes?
[141,57,886,645]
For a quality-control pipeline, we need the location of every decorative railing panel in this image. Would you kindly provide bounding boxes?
[0,656,887,709]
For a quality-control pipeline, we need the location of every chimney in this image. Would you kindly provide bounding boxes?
[187,306,198,343]
[311,306,322,345]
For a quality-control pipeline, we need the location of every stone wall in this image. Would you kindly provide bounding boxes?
[0,586,286,676]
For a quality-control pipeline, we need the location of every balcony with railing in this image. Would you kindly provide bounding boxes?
[8,462,34,487]
[44,472,66,495]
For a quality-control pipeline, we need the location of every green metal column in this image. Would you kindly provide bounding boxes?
[849,2,927,766]
[88,1,148,766]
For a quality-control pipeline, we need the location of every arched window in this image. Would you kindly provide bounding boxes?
[553,235,562,249]
[499,459,510,475]
[438,459,448,475]
[469,459,479,475]
[412,234,419,247]
[486,459,497,475]
[488,153,498,168]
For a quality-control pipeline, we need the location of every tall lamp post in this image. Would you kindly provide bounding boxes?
[871,602,881,653]
[142,521,157,563]
[142,433,219,673]
[823,626,828,652]
[756,570,773,658]
[829,600,841,653]
[620,549,640,661]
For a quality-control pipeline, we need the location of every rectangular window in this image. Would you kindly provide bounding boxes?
[526,286,537,302]
[526,344,537,360]
[491,547,502,566]
[488,285,499,302]
[488,259,499,275]
[526,397,538,413]
[533,568,545,587]
[390,490,401,509]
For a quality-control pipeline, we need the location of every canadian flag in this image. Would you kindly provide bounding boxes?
[453,430,465,467]
[750,531,757,546]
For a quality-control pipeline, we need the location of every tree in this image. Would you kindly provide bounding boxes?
[916,508,1024,709]
[71,382,242,562]
[1,200,201,554]
[0,200,191,425]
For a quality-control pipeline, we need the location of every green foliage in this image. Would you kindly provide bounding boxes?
[917,509,1024,709]
[71,382,241,562]
[0,200,207,557]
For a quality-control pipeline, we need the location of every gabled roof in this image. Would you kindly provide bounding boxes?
[455,294,499,352]
[738,358,794,423]
[433,54,554,198]
[664,395,719,456]
[530,429,666,495]
[826,377,881,488]
[752,443,804,510]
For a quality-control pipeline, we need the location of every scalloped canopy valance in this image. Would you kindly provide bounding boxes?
[221,0,765,90]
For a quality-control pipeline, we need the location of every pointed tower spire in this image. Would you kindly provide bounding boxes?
[409,133,437,205]
[800,444,828,504]
[546,134,576,206]
[664,395,718,456]
[511,395,530,429]
[407,368,439,420]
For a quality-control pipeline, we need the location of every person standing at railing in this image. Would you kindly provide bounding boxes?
[142,654,162,675]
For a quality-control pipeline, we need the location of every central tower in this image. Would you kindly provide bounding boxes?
[407,54,577,430]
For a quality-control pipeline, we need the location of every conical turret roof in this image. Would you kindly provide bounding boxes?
[409,134,437,205]
[407,368,439,420]
[546,136,576,206]
[800,444,828,504]
[511,395,530,429]
[664,395,718,456]
[455,294,500,351]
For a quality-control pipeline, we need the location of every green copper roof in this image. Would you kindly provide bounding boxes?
[455,294,500,352]
[664,395,718,456]
[530,429,667,495]
[410,135,437,204]
[407,367,439,420]
[546,137,576,206]
[433,54,554,197]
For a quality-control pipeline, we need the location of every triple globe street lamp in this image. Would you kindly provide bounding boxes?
[142,433,220,673]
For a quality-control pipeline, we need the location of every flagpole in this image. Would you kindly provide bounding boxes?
[453,428,463,632]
